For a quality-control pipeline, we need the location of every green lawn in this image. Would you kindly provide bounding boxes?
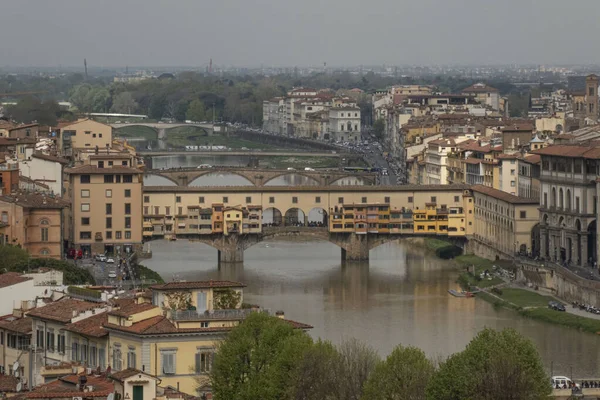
[265,156,340,169]
[115,125,158,140]
[165,126,277,149]
[425,238,452,251]
[521,308,600,334]
[496,288,554,308]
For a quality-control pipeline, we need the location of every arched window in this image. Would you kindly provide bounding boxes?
[551,187,557,208]
[40,219,49,242]
[559,188,564,210]
[40,248,50,256]
[566,189,571,211]
[40,219,50,225]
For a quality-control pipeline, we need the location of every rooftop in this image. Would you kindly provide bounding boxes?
[109,368,157,383]
[151,280,246,291]
[471,185,539,204]
[532,144,600,159]
[64,312,108,338]
[0,315,33,334]
[65,165,142,174]
[23,373,114,399]
[0,192,69,209]
[0,272,32,288]
[31,152,68,165]
[27,298,103,323]
[107,302,157,318]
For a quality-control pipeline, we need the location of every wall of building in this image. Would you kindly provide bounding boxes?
[63,120,113,150]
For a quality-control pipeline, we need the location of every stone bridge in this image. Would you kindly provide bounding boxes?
[143,167,377,187]
[182,227,467,263]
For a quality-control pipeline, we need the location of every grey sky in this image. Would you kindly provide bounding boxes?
[0,0,597,67]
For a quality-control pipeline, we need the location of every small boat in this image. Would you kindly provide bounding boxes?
[448,289,474,298]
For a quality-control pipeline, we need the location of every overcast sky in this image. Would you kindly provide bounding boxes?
[0,0,597,67]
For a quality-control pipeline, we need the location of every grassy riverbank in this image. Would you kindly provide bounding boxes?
[478,287,600,334]
[454,254,503,288]
[165,126,277,149]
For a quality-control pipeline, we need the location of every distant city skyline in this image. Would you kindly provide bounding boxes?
[1,0,599,67]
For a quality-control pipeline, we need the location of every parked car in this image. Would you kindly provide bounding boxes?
[108,272,117,279]
[95,254,107,262]
[548,301,566,311]
[106,257,115,264]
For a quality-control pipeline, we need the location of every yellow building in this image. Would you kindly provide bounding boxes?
[104,281,311,396]
[67,162,144,255]
[472,185,539,256]
[223,206,246,235]
[60,119,113,155]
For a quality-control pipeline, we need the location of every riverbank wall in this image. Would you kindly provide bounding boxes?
[463,237,513,261]
[516,261,600,308]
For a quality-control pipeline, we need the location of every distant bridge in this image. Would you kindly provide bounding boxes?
[111,122,213,130]
[139,150,342,157]
[144,166,376,186]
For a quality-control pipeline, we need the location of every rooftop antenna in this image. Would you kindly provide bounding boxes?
[84,58,88,80]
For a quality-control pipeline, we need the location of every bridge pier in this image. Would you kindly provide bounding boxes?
[218,247,244,263]
[339,233,370,262]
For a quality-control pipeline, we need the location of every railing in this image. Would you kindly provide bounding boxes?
[168,308,269,321]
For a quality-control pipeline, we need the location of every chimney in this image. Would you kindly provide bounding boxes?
[275,310,285,319]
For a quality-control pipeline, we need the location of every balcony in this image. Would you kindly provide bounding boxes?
[168,308,268,321]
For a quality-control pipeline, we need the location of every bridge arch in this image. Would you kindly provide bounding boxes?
[143,173,178,186]
[284,207,306,226]
[189,171,255,187]
[330,176,366,186]
[307,207,328,226]
[264,172,320,186]
[262,207,283,226]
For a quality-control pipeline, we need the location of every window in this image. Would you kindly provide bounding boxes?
[81,203,90,212]
[125,231,131,239]
[223,196,228,203]
[362,197,367,203]
[80,175,91,184]
[106,231,112,239]
[85,131,91,135]
[510,169,515,176]
[81,189,90,198]
[92,133,96,138]
[57,333,65,354]
[90,346,97,367]
[408,197,413,203]
[106,203,112,214]
[269,197,275,203]
[106,189,112,198]
[165,206,170,216]
[99,133,103,138]
[292,197,298,204]
[124,189,131,198]
[143,206,149,215]
[122,161,127,166]
[246,196,252,203]
[144,196,150,203]
[430,196,437,203]
[154,206,159,215]
[36,328,44,349]
[72,341,79,361]
[80,232,92,239]
[81,343,88,363]
[454,196,459,202]
[576,197,580,213]
[178,207,182,215]
[199,196,205,203]
[125,203,131,215]
[116,231,122,239]
[98,348,106,369]
[81,217,90,225]
[113,348,122,370]
[41,227,49,242]
[316,196,321,203]
[106,217,112,229]
[195,351,212,373]
[116,175,122,183]
[161,351,176,374]
[104,175,114,183]
[1,212,7,224]
[127,348,136,369]
[123,175,133,183]
[520,211,527,219]
[338,197,344,204]
[591,87,595,96]
[108,161,113,167]
[176,196,181,203]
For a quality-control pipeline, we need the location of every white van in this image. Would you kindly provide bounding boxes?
[304,167,315,171]
[552,376,579,389]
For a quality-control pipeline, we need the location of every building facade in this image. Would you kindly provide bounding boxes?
[67,162,143,255]
[60,119,113,155]
[328,107,361,142]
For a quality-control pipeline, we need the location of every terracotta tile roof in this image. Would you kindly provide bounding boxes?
[0,192,69,209]
[19,176,51,190]
[463,158,498,165]
[282,319,313,330]
[108,302,157,317]
[151,280,246,291]
[27,298,102,323]
[31,152,68,165]
[65,312,108,338]
[460,141,493,153]
[428,138,456,146]
[24,374,114,399]
[501,124,534,132]
[0,375,19,392]
[496,153,519,159]
[65,165,142,174]
[471,185,538,204]
[9,123,38,131]
[0,272,32,288]
[532,144,600,159]
[0,316,33,334]
[522,154,541,164]
[109,368,158,383]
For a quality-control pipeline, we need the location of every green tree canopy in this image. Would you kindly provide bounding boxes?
[289,340,340,400]
[6,97,61,125]
[210,312,313,400]
[426,328,551,400]
[362,345,434,400]
[186,99,206,122]
[373,118,385,139]
[110,91,138,114]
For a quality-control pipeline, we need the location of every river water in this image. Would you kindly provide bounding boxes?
[142,238,600,378]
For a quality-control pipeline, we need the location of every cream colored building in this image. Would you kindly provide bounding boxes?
[66,161,143,255]
[472,185,539,256]
[60,119,113,155]
[0,192,69,259]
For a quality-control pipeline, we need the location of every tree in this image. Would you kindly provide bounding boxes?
[426,328,551,400]
[186,99,206,122]
[335,338,379,400]
[149,95,166,120]
[210,312,313,400]
[289,340,340,400]
[6,97,61,125]
[373,119,385,139]
[110,92,138,114]
[362,345,434,400]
